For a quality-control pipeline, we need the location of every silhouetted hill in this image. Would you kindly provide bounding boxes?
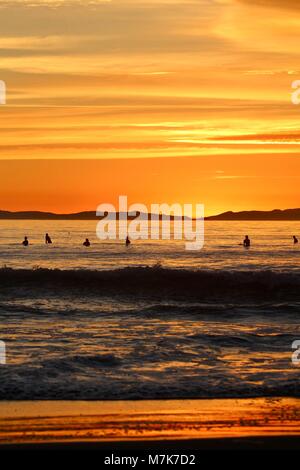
[0,210,183,220]
[0,210,97,220]
[0,208,300,220]
[206,209,300,221]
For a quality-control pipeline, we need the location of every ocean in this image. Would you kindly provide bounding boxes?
[0,220,299,400]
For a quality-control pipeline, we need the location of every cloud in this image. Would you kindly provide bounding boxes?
[0,0,111,6]
[236,0,300,11]
[1,0,299,166]
[210,132,300,144]
[0,1,224,57]
[216,0,300,55]
[0,0,206,6]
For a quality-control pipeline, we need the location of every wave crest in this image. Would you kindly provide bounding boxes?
[0,266,300,301]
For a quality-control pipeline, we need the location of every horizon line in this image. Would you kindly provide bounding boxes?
[1,207,300,221]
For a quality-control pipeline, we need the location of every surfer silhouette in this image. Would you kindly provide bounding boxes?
[22,236,29,246]
[243,235,250,248]
[293,235,298,244]
[83,238,91,247]
[126,236,131,247]
[45,233,52,244]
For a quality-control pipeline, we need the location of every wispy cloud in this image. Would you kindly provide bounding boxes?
[236,0,300,11]
[0,0,111,6]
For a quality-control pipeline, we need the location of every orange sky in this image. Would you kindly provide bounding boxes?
[0,0,300,216]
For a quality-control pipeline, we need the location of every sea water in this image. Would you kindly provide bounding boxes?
[0,220,299,399]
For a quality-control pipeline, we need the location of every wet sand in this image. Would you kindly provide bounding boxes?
[0,397,299,449]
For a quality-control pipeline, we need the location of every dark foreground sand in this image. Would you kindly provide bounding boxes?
[0,398,299,450]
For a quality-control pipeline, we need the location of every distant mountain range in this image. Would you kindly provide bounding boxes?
[0,208,300,220]
[206,209,300,221]
[0,210,182,221]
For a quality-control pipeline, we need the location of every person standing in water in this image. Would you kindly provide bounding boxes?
[45,233,52,244]
[293,235,298,244]
[243,235,250,248]
[22,236,29,246]
[126,235,131,247]
[83,238,90,247]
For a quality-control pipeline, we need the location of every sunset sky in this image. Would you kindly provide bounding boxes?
[0,0,300,215]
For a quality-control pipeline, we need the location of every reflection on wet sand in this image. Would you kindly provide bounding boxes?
[0,398,299,446]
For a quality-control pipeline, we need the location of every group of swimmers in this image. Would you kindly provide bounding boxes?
[21,233,298,248]
[22,234,132,247]
[241,234,298,248]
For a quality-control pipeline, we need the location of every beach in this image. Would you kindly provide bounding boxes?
[0,398,299,449]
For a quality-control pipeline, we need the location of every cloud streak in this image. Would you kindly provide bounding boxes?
[236,0,300,11]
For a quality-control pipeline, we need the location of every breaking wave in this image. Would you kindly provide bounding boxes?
[1,266,300,301]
